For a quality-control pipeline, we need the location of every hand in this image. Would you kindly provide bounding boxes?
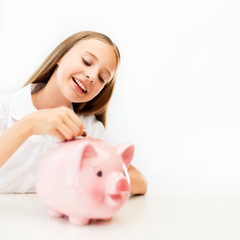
[127,165,148,195]
[21,106,86,141]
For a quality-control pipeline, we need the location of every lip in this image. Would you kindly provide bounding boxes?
[73,77,88,92]
[72,78,84,94]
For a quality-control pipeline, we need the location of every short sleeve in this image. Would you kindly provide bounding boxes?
[79,114,109,142]
[0,94,10,134]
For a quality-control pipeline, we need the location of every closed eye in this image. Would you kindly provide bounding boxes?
[98,75,105,83]
[82,58,91,66]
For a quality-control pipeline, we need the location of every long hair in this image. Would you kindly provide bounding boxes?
[24,31,120,127]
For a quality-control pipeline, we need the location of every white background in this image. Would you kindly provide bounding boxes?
[0,0,240,196]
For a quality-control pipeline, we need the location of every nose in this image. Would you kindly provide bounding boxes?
[85,74,93,83]
[85,68,98,84]
[116,179,130,192]
[85,75,93,84]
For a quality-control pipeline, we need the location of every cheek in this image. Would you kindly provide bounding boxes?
[91,84,104,97]
[89,179,105,198]
[57,60,84,79]
[79,173,104,197]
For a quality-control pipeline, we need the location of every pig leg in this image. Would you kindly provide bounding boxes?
[68,216,90,225]
[48,209,65,218]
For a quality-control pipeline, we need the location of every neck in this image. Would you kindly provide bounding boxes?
[32,71,71,110]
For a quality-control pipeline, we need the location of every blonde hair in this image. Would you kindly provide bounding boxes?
[24,31,120,127]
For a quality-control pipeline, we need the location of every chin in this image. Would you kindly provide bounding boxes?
[68,95,92,104]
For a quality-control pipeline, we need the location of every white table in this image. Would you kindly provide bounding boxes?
[0,192,239,240]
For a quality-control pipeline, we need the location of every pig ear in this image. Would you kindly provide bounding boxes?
[116,144,134,168]
[79,143,98,169]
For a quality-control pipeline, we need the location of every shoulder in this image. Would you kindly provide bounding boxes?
[77,114,109,142]
[77,114,102,128]
[0,92,12,106]
[79,114,98,124]
[0,92,13,132]
[0,92,12,115]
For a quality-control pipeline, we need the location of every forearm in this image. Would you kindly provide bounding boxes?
[0,120,32,168]
[128,164,148,195]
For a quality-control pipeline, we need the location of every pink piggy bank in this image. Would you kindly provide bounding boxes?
[36,137,134,226]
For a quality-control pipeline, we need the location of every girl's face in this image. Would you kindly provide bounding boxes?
[55,39,117,103]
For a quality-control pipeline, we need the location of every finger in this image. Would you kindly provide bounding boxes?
[63,117,87,137]
[51,129,66,142]
[55,120,75,140]
[67,110,85,128]
[62,117,81,137]
[66,111,87,136]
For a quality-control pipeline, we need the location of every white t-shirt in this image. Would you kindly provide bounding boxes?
[0,84,108,193]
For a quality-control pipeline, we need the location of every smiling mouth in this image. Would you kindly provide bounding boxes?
[72,77,87,93]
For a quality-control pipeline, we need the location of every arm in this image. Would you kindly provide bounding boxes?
[128,164,148,195]
[0,120,32,168]
[0,107,85,168]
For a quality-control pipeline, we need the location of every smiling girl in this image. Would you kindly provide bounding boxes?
[0,31,147,194]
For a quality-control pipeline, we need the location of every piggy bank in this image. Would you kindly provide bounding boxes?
[36,137,134,226]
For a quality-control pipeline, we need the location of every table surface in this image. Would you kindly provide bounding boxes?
[0,192,240,240]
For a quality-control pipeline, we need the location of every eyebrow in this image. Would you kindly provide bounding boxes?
[85,51,112,77]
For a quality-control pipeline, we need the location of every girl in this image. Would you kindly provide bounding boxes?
[0,31,147,195]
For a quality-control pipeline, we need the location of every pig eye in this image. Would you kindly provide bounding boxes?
[97,171,103,177]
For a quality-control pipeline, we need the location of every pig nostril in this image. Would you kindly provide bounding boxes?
[116,179,129,192]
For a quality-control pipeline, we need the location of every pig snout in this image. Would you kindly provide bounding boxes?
[116,179,129,192]
[105,175,130,207]
[106,175,130,194]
